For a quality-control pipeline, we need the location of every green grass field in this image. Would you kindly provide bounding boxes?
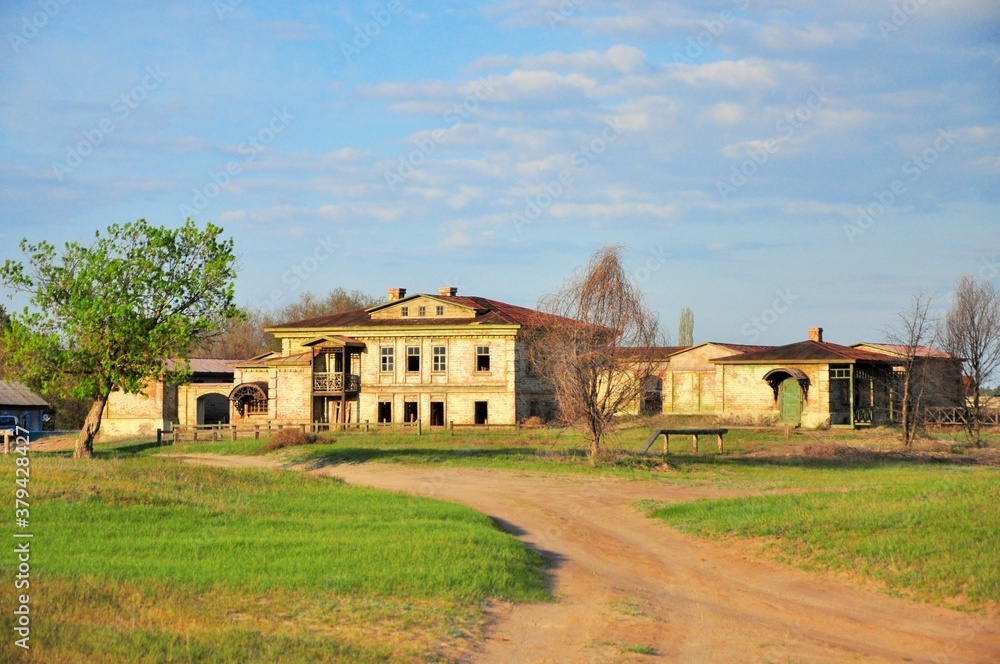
[8,423,997,660]
[0,454,547,663]
[645,469,1000,610]
[158,422,1000,613]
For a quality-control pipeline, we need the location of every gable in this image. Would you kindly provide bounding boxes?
[369,295,477,320]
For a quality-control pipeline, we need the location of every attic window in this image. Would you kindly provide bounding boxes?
[400,306,409,317]
[418,306,426,317]
[436,305,444,316]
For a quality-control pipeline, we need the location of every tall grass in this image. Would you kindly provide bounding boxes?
[0,456,548,662]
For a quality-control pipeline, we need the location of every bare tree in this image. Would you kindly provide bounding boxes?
[942,276,1000,447]
[529,246,662,461]
[885,293,936,449]
[678,307,694,347]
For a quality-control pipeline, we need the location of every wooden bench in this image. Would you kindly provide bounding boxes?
[641,428,729,455]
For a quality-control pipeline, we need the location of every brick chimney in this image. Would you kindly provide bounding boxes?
[438,287,458,297]
[387,287,406,302]
[809,327,824,343]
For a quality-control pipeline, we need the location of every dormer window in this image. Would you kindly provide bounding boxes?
[401,306,409,317]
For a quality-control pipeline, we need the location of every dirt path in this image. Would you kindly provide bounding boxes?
[173,454,1000,663]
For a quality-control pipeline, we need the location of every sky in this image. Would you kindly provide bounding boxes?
[0,0,998,346]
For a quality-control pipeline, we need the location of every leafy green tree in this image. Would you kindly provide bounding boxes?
[0,219,241,458]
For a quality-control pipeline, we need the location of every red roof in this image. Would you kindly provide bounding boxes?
[233,351,312,368]
[622,346,689,360]
[165,359,235,374]
[852,343,957,359]
[715,340,901,364]
[711,343,777,354]
[267,295,580,331]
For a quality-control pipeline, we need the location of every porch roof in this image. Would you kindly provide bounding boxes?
[714,340,900,365]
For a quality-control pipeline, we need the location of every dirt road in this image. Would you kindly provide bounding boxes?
[177,455,1000,663]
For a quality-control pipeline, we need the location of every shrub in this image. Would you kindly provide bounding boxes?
[259,427,319,453]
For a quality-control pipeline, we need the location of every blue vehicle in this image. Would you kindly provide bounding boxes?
[0,415,18,435]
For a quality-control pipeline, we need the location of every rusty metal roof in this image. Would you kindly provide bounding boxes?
[0,381,48,408]
[165,359,235,374]
[621,346,689,360]
[714,340,900,364]
[852,343,957,359]
[267,295,582,331]
[232,351,312,368]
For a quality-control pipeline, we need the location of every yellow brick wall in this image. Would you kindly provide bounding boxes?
[716,363,831,428]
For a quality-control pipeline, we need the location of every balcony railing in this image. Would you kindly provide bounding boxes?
[313,372,361,392]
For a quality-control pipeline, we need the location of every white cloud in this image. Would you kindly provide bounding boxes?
[707,103,745,126]
[671,58,811,89]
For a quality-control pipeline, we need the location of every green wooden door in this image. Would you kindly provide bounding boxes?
[779,378,803,424]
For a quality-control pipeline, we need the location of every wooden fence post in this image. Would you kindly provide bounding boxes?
[692,434,698,453]
[449,421,454,436]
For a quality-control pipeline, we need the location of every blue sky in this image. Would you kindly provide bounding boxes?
[1,0,998,345]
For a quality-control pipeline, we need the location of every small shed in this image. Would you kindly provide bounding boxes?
[0,381,49,432]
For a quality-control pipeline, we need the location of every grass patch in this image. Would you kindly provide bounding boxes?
[646,469,1000,610]
[0,455,548,662]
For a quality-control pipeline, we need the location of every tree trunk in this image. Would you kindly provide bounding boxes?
[75,394,109,459]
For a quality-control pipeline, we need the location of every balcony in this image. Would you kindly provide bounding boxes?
[313,372,361,393]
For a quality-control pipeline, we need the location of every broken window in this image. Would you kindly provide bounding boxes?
[407,346,420,372]
[378,401,392,423]
[476,345,490,371]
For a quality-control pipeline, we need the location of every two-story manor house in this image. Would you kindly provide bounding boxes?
[229,288,560,427]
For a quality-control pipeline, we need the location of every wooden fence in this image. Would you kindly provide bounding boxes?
[922,407,1000,428]
[160,420,523,444]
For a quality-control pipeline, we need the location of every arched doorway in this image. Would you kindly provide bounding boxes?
[764,368,809,426]
[779,378,803,424]
[197,393,230,425]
